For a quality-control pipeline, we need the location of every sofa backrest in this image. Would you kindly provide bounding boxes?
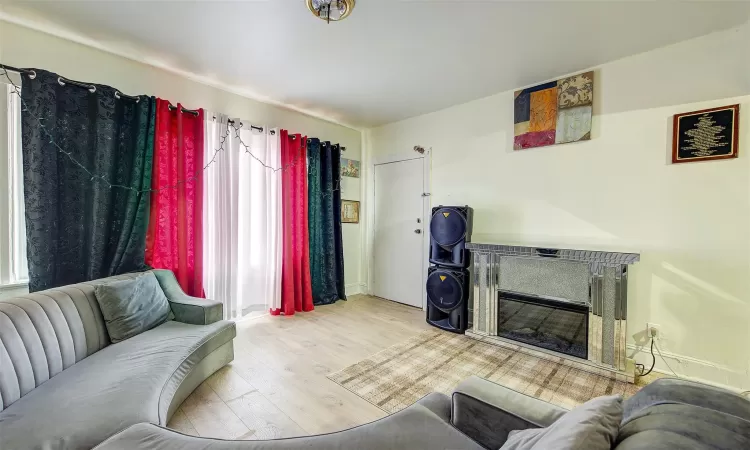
[0,272,149,412]
[614,378,750,449]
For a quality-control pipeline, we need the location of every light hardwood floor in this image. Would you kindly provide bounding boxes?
[166,294,431,440]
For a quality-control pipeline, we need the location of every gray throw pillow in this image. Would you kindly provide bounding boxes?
[500,395,623,450]
[94,272,172,343]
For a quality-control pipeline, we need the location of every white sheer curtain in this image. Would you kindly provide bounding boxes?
[203,114,282,319]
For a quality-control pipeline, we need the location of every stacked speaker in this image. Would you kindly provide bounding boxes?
[426,205,472,333]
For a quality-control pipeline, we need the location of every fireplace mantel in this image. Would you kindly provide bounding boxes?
[466,243,640,265]
[467,241,640,381]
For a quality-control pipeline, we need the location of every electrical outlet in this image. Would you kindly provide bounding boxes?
[647,323,661,339]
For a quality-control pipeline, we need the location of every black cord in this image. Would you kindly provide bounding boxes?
[635,338,656,377]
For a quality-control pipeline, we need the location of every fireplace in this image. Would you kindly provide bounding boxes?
[466,242,640,381]
[497,290,588,359]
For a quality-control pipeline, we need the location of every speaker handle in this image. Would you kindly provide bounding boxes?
[429,259,467,269]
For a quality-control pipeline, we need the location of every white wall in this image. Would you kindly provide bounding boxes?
[370,24,750,389]
[0,20,365,297]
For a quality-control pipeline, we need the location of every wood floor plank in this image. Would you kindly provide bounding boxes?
[171,295,427,439]
[206,365,256,402]
[226,390,306,439]
[180,382,251,439]
[229,354,386,434]
[166,407,198,436]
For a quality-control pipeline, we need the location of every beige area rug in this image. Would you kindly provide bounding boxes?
[328,330,642,414]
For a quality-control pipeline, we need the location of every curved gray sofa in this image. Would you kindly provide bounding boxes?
[0,270,236,450]
[96,391,486,450]
[94,377,750,450]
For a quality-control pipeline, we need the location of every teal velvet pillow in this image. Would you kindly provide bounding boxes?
[94,272,172,343]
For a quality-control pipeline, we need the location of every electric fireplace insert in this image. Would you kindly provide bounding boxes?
[497,290,588,359]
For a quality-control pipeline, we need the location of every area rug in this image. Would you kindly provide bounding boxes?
[327,329,642,414]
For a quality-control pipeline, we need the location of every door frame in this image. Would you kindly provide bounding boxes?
[366,149,432,310]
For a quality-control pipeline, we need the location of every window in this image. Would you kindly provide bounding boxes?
[1,75,28,286]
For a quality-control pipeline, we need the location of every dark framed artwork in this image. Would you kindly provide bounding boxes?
[672,104,739,164]
[341,200,359,224]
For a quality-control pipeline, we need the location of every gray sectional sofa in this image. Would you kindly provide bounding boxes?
[2,269,749,449]
[94,376,750,450]
[0,270,236,450]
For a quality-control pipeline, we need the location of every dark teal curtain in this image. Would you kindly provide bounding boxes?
[307,139,346,305]
[21,69,155,291]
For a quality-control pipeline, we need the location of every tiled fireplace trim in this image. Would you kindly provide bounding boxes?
[466,243,640,382]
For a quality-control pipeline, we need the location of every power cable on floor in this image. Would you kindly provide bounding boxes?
[635,337,656,377]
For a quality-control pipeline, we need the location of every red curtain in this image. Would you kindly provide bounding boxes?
[272,130,314,315]
[145,100,205,297]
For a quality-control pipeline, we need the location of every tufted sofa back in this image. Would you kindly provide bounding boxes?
[0,272,148,412]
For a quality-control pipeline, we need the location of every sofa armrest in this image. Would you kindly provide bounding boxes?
[152,269,223,325]
[451,376,568,449]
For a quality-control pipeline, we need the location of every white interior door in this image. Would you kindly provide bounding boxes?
[372,158,424,308]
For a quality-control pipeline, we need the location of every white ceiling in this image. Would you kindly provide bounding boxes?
[3,1,749,128]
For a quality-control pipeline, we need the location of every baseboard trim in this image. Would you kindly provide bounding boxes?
[345,283,367,296]
[627,343,748,392]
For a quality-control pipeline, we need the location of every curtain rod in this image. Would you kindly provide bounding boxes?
[211,115,264,133]
[209,117,343,149]
[1,64,144,101]
[169,103,199,117]
[294,136,346,151]
[2,64,344,150]
[287,135,346,150]
[0,64,34,78]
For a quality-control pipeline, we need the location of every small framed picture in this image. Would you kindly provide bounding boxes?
[341,200,360,224]
[672,104,739,164]
[341,158,360,178]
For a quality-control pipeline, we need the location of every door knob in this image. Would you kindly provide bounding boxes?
[414,229,422,234]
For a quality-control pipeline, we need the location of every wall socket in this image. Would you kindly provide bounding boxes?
[647,323,661,338]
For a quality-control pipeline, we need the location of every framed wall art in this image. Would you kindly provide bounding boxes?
[341,158,360,178]
[341,200,360,224]
[514,71,594,150]
[672,104,739,164]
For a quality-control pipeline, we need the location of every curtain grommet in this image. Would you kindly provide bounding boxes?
[58,76,96,93]
[116,91,140,103]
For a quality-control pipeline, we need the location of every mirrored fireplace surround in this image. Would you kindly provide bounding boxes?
[466,243,640,381]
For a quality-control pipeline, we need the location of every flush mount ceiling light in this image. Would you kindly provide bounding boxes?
[307,0,355,23]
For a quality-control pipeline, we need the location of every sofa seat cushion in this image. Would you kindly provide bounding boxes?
[0,319,236,450]
[95,392,485,450]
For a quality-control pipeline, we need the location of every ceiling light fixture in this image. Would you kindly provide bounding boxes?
[307,0,355,24]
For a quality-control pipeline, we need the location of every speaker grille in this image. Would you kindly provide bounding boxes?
[430,207,467,247]
[426,270,464,312]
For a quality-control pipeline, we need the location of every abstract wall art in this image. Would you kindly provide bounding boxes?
[514,71,594,150]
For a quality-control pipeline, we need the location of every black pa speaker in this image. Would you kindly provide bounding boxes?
[429,206,472,268]
[426,266,469,333]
